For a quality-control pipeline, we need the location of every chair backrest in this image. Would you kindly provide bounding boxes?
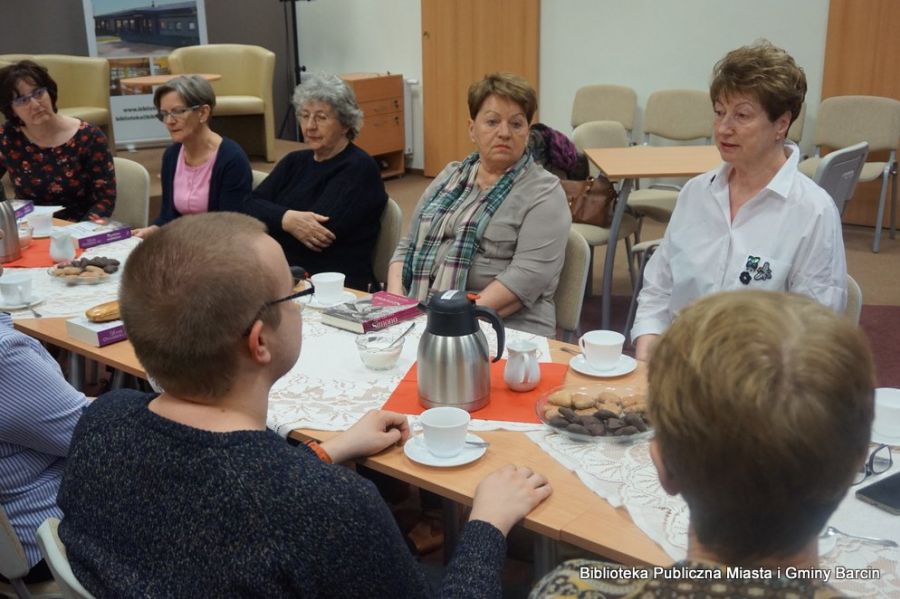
[251,169,268,190]
[572,121,630,178]
[111,157,150,228]
[642,89,713,142]
[372,197,402,285]
[813,141,869,215]
[845,275,862,326]
[32,55,110,112]
[554,229,590,339]
[37,518,96,599]
[787,102,806,144]
[0,503,28,582]
[570,84,637,134]
[814,95,900,152]
[168,44,275,101]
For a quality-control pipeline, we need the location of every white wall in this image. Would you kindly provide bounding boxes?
[298,0,830,169]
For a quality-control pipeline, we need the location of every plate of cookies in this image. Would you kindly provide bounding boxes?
[536,385,653,443]
[48,257,121,285]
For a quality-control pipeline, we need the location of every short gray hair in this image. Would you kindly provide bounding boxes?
[293,72,363,140]
[153,75,217,113]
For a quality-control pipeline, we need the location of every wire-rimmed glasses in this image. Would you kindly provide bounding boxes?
[241,266,314,336]
[852,444,893,486]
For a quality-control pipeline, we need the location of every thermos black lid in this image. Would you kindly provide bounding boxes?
[423,290,479,337]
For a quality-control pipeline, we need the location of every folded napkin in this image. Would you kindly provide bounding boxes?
[382,360,569,424]
[4,238,84,268]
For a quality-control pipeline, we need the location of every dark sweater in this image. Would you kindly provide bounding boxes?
[153,137,252,226]
[241,144,387,291]
[57,391,506,598]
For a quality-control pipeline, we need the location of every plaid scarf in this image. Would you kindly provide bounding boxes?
[402,151,532,300]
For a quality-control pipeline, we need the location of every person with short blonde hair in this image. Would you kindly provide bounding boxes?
[388,73,569,336]
[633,41,847,361]
[58,212,552,597]
[532,290,874,597]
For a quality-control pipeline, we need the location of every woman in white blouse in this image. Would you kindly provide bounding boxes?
[633,41,847,360]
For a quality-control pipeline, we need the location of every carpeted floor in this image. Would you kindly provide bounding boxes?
[859,305,900,388]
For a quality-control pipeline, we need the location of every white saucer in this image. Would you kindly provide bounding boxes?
[0,294,46,311]
[569,354,637,378]
[299,291,357,310]
[403,433,487,467]
[872,388,900,445]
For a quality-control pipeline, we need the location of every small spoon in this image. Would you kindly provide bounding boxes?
[387,323,415,349]
[465,439,490,448]
[820,526,897,547]
[558,346,580,356]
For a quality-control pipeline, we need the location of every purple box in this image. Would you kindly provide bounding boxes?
[11,200,34,220]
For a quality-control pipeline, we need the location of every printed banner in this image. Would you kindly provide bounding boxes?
[82,0,208,148]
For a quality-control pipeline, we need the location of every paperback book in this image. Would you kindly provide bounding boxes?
[320,291,420,333]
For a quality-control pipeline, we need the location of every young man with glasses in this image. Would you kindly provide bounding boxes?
[58,212,551,597]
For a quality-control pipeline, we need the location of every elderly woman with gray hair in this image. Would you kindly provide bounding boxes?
[134,75,252,238]
[241,72,387,291]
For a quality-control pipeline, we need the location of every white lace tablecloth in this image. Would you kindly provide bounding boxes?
[267,310,550,435]
[528,430,900,597]
[2,236,141,319]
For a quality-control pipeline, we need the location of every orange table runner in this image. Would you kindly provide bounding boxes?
[382,360,569,423]
[4,238,84,268]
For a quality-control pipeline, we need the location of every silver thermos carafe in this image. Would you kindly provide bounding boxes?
[0,200,21,263]
[417,289,505,412]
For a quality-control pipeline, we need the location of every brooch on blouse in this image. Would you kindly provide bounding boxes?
[740,255,773,285]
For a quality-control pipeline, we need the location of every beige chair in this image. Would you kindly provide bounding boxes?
[110,157,150,228]
[0,54,113,148]
[572,120,630,178]
[36,519,95,599]
[813,141,869,215]
[0,505,60,598]
[372,198,402,286]
[571,84,637,141]
[845,275,862,326]
[798,95,900,252]
[251,169,269,190]
[628,89,714,224]
[554,229,590,342]
[168,44,276,162]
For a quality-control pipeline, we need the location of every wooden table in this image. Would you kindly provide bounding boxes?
[119,73,221,91]
[584,145,722,329]
[12,315,670,570]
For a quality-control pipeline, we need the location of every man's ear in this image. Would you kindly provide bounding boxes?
[650,438,680,496]
[246,320,273,365]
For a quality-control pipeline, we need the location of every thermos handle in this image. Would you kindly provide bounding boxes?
[474,305,505,363]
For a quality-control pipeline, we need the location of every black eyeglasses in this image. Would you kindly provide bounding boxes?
[852,444,892,486]
[11,87,47,108]
[242,266,314,337]
[155,105,201,122]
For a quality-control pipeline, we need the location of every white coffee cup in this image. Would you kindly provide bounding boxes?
[874,388,900,441]
[420,407,470,458]
[0,271,33,305]
[579,330,625,371]
[311,272,345,304]
[29,212,52,237]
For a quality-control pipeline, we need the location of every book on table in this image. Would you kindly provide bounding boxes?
[320,291,421,333]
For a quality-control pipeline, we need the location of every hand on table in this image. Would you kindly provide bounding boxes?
[320,410,410,464]
[634,334,659,362]
[469,464,552,537]
[133,225,159,239]
[282,210,335,252]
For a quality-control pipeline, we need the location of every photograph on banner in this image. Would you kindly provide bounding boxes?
[82,0,208,148]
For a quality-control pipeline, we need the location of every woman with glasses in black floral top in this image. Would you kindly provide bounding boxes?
[0,60,115,222]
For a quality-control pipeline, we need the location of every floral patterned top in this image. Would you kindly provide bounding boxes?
[0,120,116,221]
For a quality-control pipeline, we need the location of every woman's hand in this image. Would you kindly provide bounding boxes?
[320,410,410,464]
[282,210,335,252]
[634,334,659,362]
[133,225,159,239]
[469,464,552,536]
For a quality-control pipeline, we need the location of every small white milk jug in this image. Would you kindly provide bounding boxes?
[49,230,76,264]
[504,339,541,392]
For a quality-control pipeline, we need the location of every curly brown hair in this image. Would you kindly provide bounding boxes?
[710,40,806,126]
